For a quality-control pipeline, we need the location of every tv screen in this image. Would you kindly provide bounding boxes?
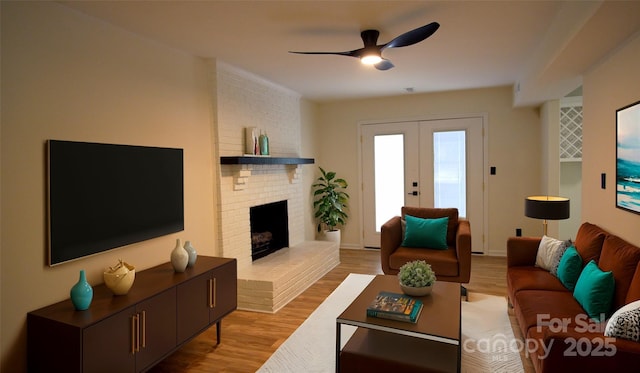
[47,140,184,266]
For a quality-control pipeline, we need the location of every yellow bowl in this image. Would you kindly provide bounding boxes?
[104,262,135,295]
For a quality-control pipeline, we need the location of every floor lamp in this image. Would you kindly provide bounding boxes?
[524,196,570,236]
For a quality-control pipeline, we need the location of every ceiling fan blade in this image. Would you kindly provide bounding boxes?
[374,59,394,71]
[383,22,440,49]
[288,50,359,58]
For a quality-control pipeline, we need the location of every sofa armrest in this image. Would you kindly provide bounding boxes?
[381,216,403,274]
[456,219,472,283]
[507,236,541,267]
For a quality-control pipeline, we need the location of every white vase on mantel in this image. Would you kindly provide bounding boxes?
[321,229,341,246]
[171,238,188,272]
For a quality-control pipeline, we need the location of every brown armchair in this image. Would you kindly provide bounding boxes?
[381,207,472,295]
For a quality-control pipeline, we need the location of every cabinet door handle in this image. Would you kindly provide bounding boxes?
[136,313,141,352]
[141,311,146,349]
[208,278,214,308]
[133,313,141,352]
[131,314,137,354]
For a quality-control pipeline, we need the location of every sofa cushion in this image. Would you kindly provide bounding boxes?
[535,235,566,271]
[573,260,615,319]
[626,261,640,304]
[389,247,458,277]
[401,207,458,246]
[550,240,572,277]
[507,267,568,294]
[513,290,586,336]
[605,300,640,342]
[556,246,583,291]
[401,215,448,249]
[598,234,640,310]
[574,222,606,266]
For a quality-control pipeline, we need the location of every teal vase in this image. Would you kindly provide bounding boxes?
[70,270,93,311]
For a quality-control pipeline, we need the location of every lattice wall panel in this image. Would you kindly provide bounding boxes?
[560,105,582,160]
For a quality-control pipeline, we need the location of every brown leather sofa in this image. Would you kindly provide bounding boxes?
[380,207,472,286]
[507,222,640,372]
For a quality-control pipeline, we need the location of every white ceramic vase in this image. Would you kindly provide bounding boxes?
[171,238,188,272]
[183,240,197,267]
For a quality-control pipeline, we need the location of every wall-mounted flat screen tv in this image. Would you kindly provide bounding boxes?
[48,140,184,266]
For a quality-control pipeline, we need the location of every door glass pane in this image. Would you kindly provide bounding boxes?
[433,131,466,216]
[374,134,405,231]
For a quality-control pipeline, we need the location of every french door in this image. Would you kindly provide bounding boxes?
[361,117,485,253]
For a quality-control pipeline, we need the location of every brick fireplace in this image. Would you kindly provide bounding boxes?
[217,163,339,312]
[214,63,339,312]
[250,200,289,261]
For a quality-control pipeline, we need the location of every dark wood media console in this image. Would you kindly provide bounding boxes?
[27,256,237,373]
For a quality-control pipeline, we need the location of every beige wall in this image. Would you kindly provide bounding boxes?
[315,86,542,254]
[560,162,583,238]
[1,3,216,370]
[582,33,640,240]
[539,100,563,238]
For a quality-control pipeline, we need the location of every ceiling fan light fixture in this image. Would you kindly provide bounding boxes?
[361,54,382,65]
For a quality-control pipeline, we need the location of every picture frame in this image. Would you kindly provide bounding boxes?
[616,100,640,214]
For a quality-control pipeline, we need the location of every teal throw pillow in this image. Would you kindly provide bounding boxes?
[401,215,448,249]
[556,246,583,291]
[574,260,615,319]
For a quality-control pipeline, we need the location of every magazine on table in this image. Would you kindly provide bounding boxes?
[366,291,423,323]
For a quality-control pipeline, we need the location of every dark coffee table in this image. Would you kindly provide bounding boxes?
[336,275,461,372]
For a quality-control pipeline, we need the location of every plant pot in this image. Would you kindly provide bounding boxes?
[321,229,341,245]
[400,283,433,296]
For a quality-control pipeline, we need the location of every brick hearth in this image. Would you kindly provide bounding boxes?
[237,241,339,312]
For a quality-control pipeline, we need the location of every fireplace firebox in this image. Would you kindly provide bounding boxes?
[250,200,289,261]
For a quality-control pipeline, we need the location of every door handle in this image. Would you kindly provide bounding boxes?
[408,191,419,196]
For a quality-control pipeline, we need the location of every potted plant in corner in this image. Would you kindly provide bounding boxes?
[312,167,349,245]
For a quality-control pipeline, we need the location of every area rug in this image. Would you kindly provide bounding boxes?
[257,274,523,373]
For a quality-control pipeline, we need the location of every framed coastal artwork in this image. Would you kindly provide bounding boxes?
[616,100,640,214]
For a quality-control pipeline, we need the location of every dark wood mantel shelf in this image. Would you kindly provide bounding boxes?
[220,156,314,165]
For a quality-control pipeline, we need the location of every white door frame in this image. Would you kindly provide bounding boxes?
[357,113,489,254]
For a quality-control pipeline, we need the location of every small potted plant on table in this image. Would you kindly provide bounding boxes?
[398,260,436,296]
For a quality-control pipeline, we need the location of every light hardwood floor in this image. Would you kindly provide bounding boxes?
[150,249,534,373]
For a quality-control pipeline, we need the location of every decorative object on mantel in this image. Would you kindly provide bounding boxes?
[259,130,270,155]
[184,240,197,267]
[245,127,259,155]
[312,167,349,245]
[103,259,136,295]
[171,238,189,272]
[245,127,270,156]
[398,260,436,296]
[70,269,93,311]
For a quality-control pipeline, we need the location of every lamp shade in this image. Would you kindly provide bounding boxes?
[525,196,570,220]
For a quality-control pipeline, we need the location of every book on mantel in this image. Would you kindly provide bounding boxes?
[366,291,423,323]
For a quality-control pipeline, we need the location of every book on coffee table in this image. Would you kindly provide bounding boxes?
[366,291,423,323]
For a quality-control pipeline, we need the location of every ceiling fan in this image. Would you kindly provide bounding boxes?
[289,22,440,71]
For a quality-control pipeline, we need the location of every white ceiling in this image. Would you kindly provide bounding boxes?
[60,1,640,106]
